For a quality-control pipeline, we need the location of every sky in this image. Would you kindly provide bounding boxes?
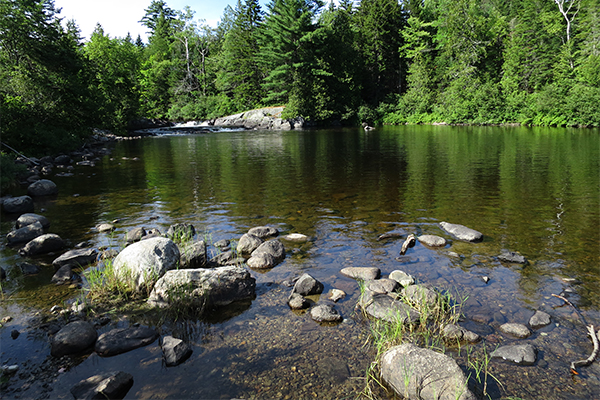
[53,0,264,42]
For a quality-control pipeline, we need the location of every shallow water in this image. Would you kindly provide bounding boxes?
[1,125,599,399]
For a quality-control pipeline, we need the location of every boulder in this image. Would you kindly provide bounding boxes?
[288,293,310,310]
[19,233,65,256]
[7,221,44,244]
[2,196,34,214]
[251,239,285,261]
[166,223,196,240]
[247,226,279,239]
[148,266,256,308]
[340,267,380,281]
[491,344,537,365]
[381,344,476,400]
[51,321,98,357]
[27,179,58,196]
[52,248,98,269]
[95,326,158,357]
[310,304,342,323]
[112,237,180,292]
[236,233,264,255]
[293,273,324,296]
[246,252,277,269]
[389,270,415,288]
[499,323,531,338]
[439,222,483,243]
[179,240,207,268]
[498,250,527,264]
[529,310,551,329]
[162,336,193,367]
[70,371,133,400]
[418,235,447,247]
[15,213,50,230]
[360,292,419,324]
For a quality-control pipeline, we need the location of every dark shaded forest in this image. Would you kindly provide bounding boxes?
[1,0,599,155]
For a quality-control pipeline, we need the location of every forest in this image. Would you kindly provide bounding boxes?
[1,0,599,155]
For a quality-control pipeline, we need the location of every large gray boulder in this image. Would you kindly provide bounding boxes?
[27,179,58,196]
[381,344,476,400]
[148,266,256,308]
[2,196,34,214]
[237,233,264,255]
[112,237,180,292]
[70,371,133,400]
[19,233,65,256]
[6,221,44,244]
[439,222,483,243]
[246,239,285,268]
[51,321,98,357]
[15,213,50,230]
[53,248,98,269]
[95,326,158,357]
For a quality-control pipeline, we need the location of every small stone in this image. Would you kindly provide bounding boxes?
[499,323,531,338]
[491,344,537,365]
[11,329,19,339]
[329,289,346,302]
[20,262,41,275]
[366,279,400,295]
[418,235,447,247]
[288,293,310,310]
[281,233,309,242]
[529,310,551,329]
[310,304,342,323]
[2,365,19,374]
[213,239,230,250]
[293,273,324,296]
[162,336,193,367]
[498,250,527,264]
[482,276,490,284]
[439,221,483,242]
[388,270,415,287]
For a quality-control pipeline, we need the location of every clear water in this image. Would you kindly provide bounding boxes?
[1,125,599,399]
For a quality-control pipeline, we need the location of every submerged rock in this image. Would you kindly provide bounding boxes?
[529,310,551,329]
[281,233,309,242]
[70,371,133,400]
[439,222,483,243]
[112,237,180,292]
[441,324,481,343]
[148,266,256,308]
[20,262,41,275]
[95,326,158,357]
[381,343,476,400]
[499,323,531,338]
[51,320,97,357]
[360,293,420,324]
[498,250,527,264]
[2,196,34,214]
[491,344,537,365]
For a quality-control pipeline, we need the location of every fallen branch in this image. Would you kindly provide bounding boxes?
[1,141,39,165]
[400,234,416,255]
[551,293,599,374]
[570,325,600,374]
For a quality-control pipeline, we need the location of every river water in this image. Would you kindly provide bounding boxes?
[1,125,599,399]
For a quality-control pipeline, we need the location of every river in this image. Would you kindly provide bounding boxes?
[1,125,599,399]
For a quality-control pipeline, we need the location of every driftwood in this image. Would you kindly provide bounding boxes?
[552,293,599,374]
[400,234,416,255]
[377,232,404,241]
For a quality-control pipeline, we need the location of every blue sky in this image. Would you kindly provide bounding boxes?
[53,0,269,41]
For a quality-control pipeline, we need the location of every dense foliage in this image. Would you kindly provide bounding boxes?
[1,0,598,154]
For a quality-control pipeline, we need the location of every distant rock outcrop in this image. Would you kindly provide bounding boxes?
[211,107,304,130]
